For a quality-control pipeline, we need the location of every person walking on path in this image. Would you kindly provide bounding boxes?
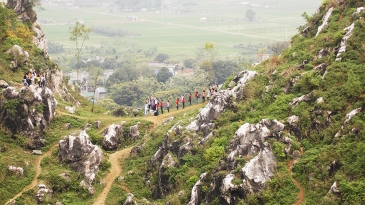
[195,91,199,104]
[166,99,170,113]
[188,93,192,105]
[159,99,164,114]
[181,95,185,109]
[176,98,179,110]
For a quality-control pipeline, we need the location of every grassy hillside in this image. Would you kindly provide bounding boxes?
[3,0,365,204]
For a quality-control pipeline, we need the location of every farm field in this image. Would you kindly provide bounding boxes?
[37,0,322,60]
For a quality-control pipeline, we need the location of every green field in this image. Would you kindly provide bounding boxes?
[37,0,322,60]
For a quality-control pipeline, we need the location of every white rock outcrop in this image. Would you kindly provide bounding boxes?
[58,131,103,194]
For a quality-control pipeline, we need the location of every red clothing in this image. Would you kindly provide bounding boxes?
[159,101,163,107]
[176,99,179,105]
[182,96,185,102]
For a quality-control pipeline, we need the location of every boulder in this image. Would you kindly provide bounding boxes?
[95,120,102,129]
[35,184,52,204]
[32,150,42,155]
[0,80,9,88]
[289,92,313,106]
[65,106,76,114]
[8,166,24,176]
[58,131,103,194]
[128,122,140,141]
[123,193,135,205]
[6,45,29,69]
[241,143,276,192]
[287,115,302,140]
[101,122,125,150]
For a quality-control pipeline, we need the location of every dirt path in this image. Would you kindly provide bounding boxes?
[5,148,53,205]
[92,103,206,205]
[287,160,305,205]
[93,147,133,205]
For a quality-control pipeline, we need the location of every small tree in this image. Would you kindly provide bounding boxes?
[69,22,91,95]
[90,67,103,112]
[156,67,173,83]
[154,53,170,63]
[246,9,256,21]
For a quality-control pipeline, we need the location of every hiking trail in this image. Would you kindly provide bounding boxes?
[287,160,305,205]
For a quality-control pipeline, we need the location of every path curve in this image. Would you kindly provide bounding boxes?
[287,160,304,205]
[93,103,206,204]
[5,148,53,205]
[93,147,133,205]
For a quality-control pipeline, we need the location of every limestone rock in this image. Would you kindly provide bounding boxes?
[65,106,76,114]
[58,131,103,194]
[241,144,276,192]
[186,70,256,135]
[289,92,313,106]
[187,173,207,205]
[101,122,125,150]
[95,121,102,129]
[226,119,284,169]
[336,23,355,61]
[32,150,42,155]
[123,193,135,205]
[64,123,71,130]
[8,166,24,176]
[0,80,9,88]
[316,7,333,37]
[128,122,140,141]
[287,115,302,140]
[6,45,29,69]
[329,181,340,194]
[0,85,57,149]
[153,154,176,199]
[35,184,52,204]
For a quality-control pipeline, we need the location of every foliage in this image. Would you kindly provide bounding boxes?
[246,9,256,21]
[156,67,173,83]
[154,53,170,63]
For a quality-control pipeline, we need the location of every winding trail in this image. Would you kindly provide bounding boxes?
[5,103,205,205]
[5,148,54,205]
[93,147,133,205]
[287,160,305,205]
[93,103,206,205]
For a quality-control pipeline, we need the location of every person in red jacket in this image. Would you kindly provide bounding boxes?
[188,93,192,105]
[181,95,185,109]
[176,98,179,110]
[195,91,199,104]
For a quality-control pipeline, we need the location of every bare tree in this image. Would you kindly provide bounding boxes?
[69,22,91,95]
[268,41,290,55]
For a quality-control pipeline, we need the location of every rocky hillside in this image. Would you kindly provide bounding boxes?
[2,0,365,204]
[119,0,365,204]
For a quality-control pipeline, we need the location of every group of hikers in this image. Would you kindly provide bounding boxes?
[23,70,46,87]
[145,85,219,116]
